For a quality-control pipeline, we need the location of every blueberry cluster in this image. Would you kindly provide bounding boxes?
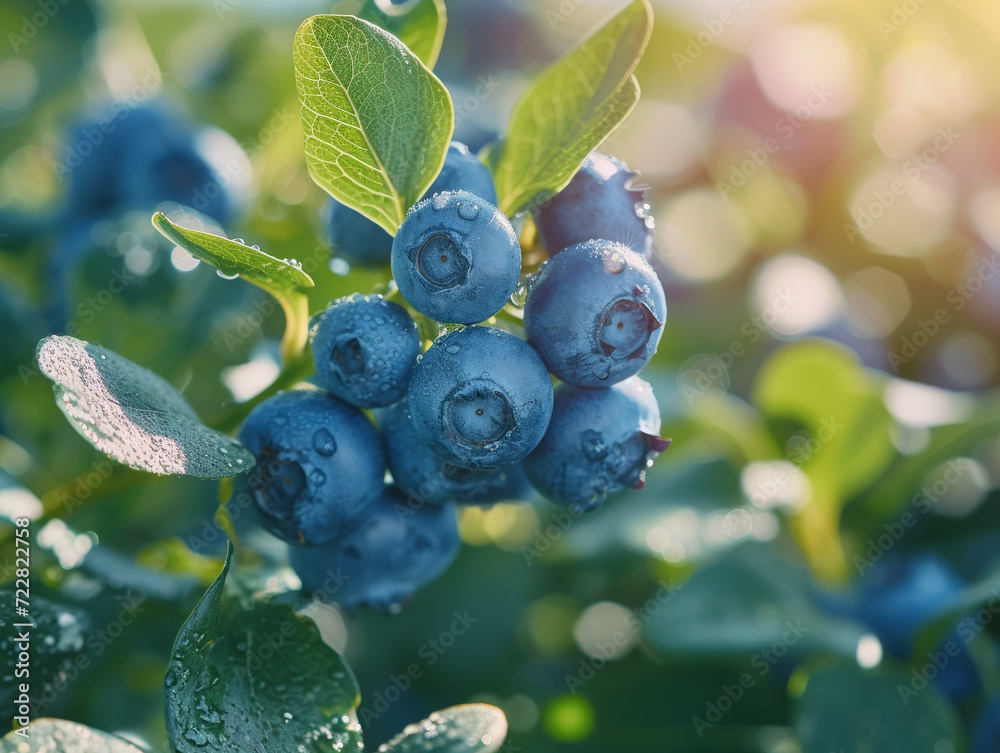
[241,144,669,609]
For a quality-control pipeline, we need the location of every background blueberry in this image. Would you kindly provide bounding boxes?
[391,191,521,324]
[534,151,654,257]
[311,293,421,408]
[377,399,533,505]
[826,554,982,702]
[289,485,460,611]
[524,376,670,510]
[407,326,553,469]
[238,389,385,546]
[324,199,394,267]
[424,141,498,205]
[524,239,666,387]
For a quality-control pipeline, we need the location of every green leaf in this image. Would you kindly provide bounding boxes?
[152,211,313,363]
[0,720,146,752]
[380,705,508,752]
[484,0,652,215]
[294,15,454,234]
[358,0,447,69]
[645,545,864,660]
[36,336,255,479]
[1,593,89,707]
[752,340,894,502]
[795,664,960,753]
[166,544,363,753]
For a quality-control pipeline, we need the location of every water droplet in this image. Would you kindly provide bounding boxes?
[445,345,461,354]
[184,729,208,746]
[457,202,480,220]
[310,469,327,486]
[216,269,239,280]
[100,354,106,360]
[313,429,337,456]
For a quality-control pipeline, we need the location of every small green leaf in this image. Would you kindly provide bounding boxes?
[380,705,508,752]
[0,720,146,752]
[294,14,453,234]
[485,0,652,215]
[152,211,313,363]
[358,0,447,69]
[166,544,363,753]
[36,336,255,478]
[752,340,894,502]
[795,664,960,753]
[645,545,864,660]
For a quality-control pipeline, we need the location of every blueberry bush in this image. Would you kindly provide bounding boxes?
[4,0,1000,751]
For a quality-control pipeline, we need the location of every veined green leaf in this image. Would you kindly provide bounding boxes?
[485,0,652,215]
[36,336,255,479]
[152,212,313,363]
[358,0,447,69]
[166,545,363,753]
[294,15,453,234]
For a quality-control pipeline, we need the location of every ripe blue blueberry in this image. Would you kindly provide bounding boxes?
[524,240,666,387]
[66,104,238,225]
[289,485,460,610]
[311,294,421,408]
[238,390,385,546]
[407,326,553,469]
[535,152,654,257]
[377,399,532,505]
[424,141,498,205]
[391,191,521,324]
[323,141,496,268]
[324,199,393,267]
[524,377,670,510]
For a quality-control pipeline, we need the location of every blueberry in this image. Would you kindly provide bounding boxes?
[64,104,237,225]
[535,152,654,257]
[391,191,521,324]
[524,240,666,387]
[238,390,385,546]
[973,697,1000,753]
[377,399,532,505]
[289,485,460,610]
[324,199,394,267]
[524,377,670,510]
[323,141,497,268]
[407,326,553,469]
[311,294,421,408]
[832,554,981,701]
[424,141,498,205]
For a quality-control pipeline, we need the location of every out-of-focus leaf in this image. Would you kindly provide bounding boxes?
[645,545,864,660]
[36,336,254,478]
[795,664,960,753]
[166,545,363,753]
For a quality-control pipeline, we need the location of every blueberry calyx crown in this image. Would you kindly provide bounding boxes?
[415,232,470,290]
[597,298,663,360]
[444,379,516,448]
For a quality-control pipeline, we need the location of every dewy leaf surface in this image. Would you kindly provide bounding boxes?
[0,720,147,753]
[357,0,447,69]
[294,14,453,234]
[485,0,652,215]
[36,336,254,478]
[379,704,508,752]
[166,545,364,753]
